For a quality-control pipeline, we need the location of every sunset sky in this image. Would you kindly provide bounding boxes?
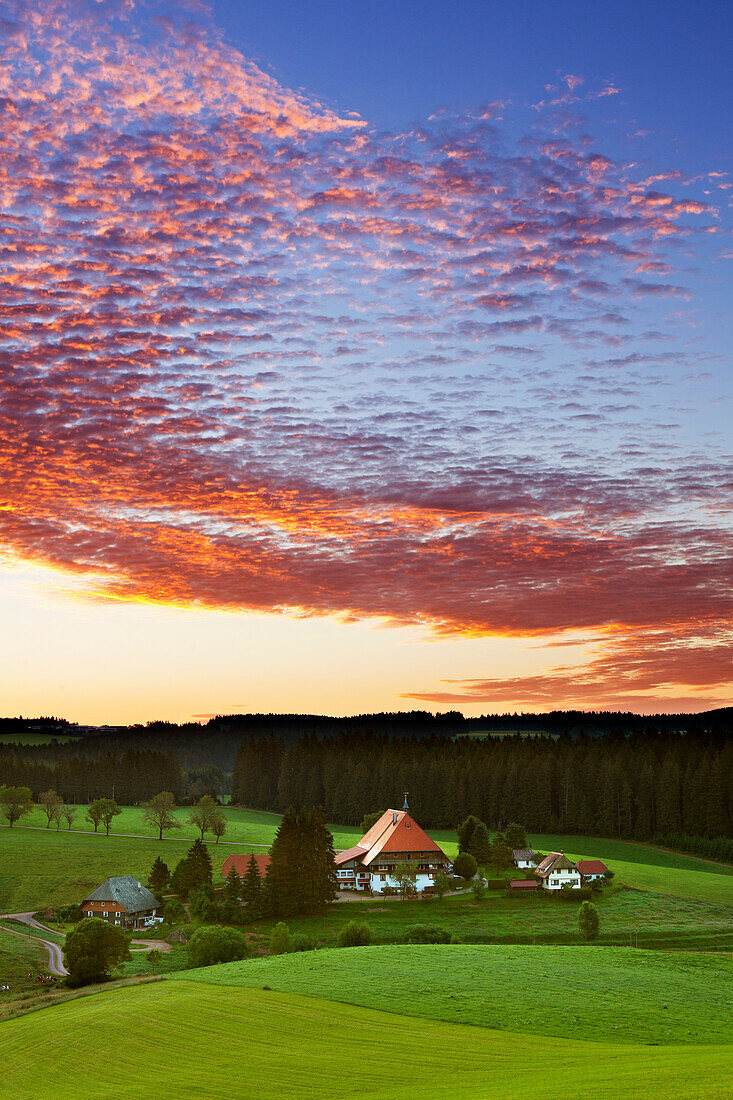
[1,0,731,723]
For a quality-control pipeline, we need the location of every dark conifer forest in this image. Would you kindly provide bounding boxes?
[1,710,731,855]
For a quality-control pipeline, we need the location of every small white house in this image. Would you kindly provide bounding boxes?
[576,859,609,882]
[513,848,537,870]
[534,852,582,891]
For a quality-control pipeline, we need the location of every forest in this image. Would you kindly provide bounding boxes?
[232,728,733,845]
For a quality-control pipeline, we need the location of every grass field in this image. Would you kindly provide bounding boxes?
[1,979,731,1099]
[244,886,733,951]
[0,929,48,987]
[176,944,733,1045]
[0,732,80,746]
[0,828,234,911]
[1,807,732,914]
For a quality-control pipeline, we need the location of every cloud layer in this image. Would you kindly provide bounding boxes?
[1,0,731,710]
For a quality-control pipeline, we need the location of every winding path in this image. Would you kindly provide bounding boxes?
[0,912,172,978]
[0,913,68,976]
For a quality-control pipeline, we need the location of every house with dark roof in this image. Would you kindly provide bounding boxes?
[81,876,161,929]
[576,859,609,882]
[512,848,537,869]
[335,805,451,894]
[534,852,582,891]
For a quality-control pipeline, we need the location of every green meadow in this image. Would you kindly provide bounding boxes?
[177,944,733,1045]
[0,929,48,993]
[1,807,732,916]
[0,978,730,1099]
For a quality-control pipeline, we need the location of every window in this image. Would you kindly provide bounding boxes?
[380,875,386,881]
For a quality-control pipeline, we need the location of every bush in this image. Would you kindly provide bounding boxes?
[52,904,83,923]
[471,878,487,901]
[269,921,293,955]
[402,924,451,944]
[338,920,372,947]
[290,934,317,952]
[578,900,600,941]
[452,852,478,881]
[187,925,249,967]
[558,886,592,902]
[486,878,507,890]
[163,899,187,924]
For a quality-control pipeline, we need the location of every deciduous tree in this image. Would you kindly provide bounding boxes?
[0,785,32,828]
[39,789,63,829]
[64,917,131,987]
[143,791,179,840]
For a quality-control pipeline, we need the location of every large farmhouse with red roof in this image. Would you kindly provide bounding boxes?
[335,805,451,893]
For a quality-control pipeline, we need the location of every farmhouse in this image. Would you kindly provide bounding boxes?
[534,852,582,891]
[221,852,271,879]
[335,806,451,893]
[576,859,609,882]
[512,848,537,869]
[81,876,160,929]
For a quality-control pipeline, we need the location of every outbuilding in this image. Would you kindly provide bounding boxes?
[576,859,609,882]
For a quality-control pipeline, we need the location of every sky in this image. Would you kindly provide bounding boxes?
[0,0,731,723]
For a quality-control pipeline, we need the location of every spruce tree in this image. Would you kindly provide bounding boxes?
[242,855,264,916]
[223,865,242,923]
[266,806,301,917]
[457,814,480,854]
[148,856,170,896]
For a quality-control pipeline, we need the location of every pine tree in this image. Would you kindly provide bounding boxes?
[457,815,480,854]
[242,855,264,916]
[266,806,301,917]
[170,839,213,898]
[148,856,170,896]
[223,865,242,923]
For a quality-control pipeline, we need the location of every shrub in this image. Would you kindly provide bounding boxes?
[486,878,507,890]
[338,920,372,947]
[452,852,478,881]
[578,900,601,941]
[53,904,83,923]
[187,925,249,967]
[269,921,293,955]
[558,886,592,902]
[163,899,187,924]
[402,924,451,944]
[290,934,317,952]
[471,877,487,901]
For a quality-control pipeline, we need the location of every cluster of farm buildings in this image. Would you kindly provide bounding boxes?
[78,806,610,927]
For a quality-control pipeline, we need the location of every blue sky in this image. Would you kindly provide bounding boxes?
[0,0,730,721]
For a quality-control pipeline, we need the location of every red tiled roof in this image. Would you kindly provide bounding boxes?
[576,859,608,875]
[335,809,448,869]
[335,844,369,866]
[509,879,538,890]
[221,852,270,878]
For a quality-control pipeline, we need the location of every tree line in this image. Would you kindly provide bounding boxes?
[0,749,183,803]
[231,729,733,843]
